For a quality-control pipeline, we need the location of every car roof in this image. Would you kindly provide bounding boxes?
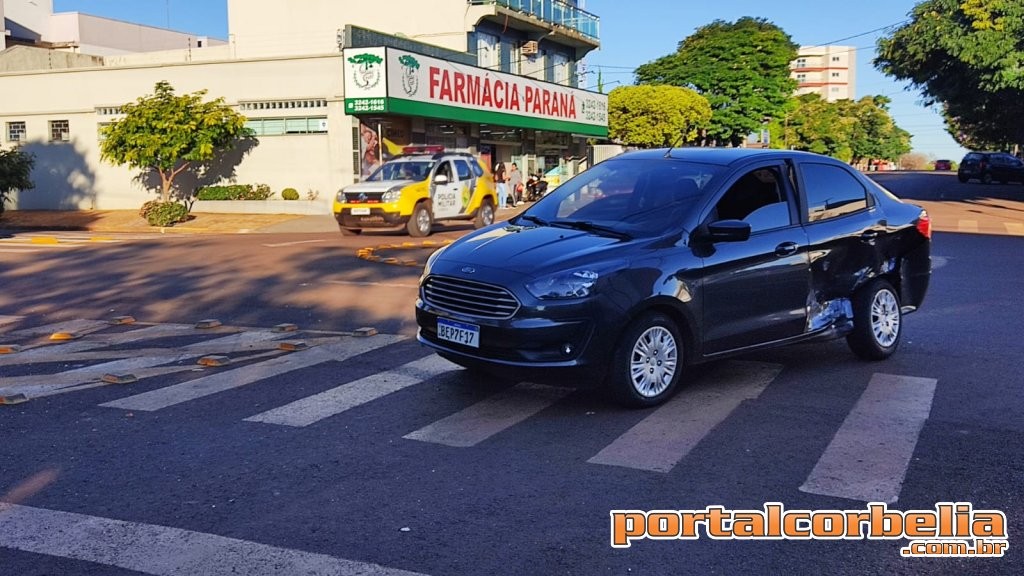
[615,147,833,166]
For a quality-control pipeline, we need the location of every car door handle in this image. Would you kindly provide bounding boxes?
[775,242,799,257]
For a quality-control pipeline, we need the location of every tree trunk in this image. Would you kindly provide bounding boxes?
[159,170,173,203]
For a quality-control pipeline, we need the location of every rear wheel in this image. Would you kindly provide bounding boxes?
[605,312,684,408]
[474,199,495,229]
[982,172,994,184]
[846,279,902,360]
[407,202,433,237]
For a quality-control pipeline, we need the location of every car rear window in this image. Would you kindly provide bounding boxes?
[801,163,869,222]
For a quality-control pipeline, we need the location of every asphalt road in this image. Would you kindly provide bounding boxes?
[0,172,1022,575]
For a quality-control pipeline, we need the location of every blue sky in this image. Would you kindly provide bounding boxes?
[53,0,965,160]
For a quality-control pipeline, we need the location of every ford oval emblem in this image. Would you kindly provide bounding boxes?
[461,267,476,274]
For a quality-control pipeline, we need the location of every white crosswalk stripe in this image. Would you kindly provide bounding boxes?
[799,373,938,503]
[403,382,574,447]
[588,361,783,473]
[101,334,406,412]
[246,354,457,427]
[0,503,428,576]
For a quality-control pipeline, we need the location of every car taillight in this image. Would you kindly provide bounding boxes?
[916,210,932,239]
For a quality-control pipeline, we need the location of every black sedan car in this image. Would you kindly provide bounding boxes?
[957,151,1024,184]
[415,148,932,407]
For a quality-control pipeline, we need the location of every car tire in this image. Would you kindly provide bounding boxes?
[407,202,433,237]
[982,172,994,184]
[846,279,902,361]
[474,199,495,229]
[339,227,362,236]
[605,312,684,408]
[957,173,969,183]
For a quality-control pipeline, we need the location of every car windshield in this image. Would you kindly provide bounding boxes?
[516,158,724,238]
[365,160,434,182]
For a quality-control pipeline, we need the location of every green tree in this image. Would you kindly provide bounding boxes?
[0,146,35,216]
[635,17,798,147]
[101,81,253,202]
[607,85,712,147]
[875,0,1024,149]
[843,96,912,165]
[773,95,911,164]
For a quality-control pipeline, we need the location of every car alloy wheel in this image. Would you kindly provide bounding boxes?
[407,202,433,237]
[870,288,901,348]
[847,279,902,360]
[474,200,495,229]
[630,326,678,398]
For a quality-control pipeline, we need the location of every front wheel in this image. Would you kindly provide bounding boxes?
[846,279,902,360]
[605,312,684,408]
[474,199,495,229]
[407,202,433,237]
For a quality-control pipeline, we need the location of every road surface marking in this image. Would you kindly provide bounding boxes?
[799,373,937,503]
[587,361,783,473]
[261,240,327,247]
[956,219,979,233]
[100,335,406,411]
[403,383,573,447]
[1004,222,1024,236]
[246,354,456,427]
[0,503,428,576]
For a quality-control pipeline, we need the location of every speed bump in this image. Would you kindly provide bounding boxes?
[0,344,22,354]
[102,373,138,385]
[353,327,378,337]
[278,341,309,352]
[110,315,136,325]
[30,237,59,245]
[273,323,299,333]
[195,319,222,329]
[49,332,79,341]
[197,355,231,367]
[0,394,29,405]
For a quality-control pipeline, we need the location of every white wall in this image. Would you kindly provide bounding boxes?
[0,54,349,212]
[2,0,52,43]
[226,0,480,58]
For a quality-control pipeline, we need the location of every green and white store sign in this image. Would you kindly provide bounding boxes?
[343,47,608,137]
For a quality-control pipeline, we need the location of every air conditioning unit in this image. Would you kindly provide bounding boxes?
[521,40,539,56]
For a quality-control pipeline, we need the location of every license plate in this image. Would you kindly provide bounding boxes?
[351,207,371,215]
[437,318,480,348]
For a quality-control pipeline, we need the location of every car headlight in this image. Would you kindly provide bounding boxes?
[336,191,346,202]
[381,186,404,203]
[526,269,599,300]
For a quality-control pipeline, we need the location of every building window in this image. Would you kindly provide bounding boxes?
[477,32,500,70]
[244,117,328,136]
[49,120,70,142]
[552,53,570,85]
[831,72,840,78]
[831,87,841,93]
[239,99,327,112]
[6,121,27,143]
[832,56,841,62]
[795,58,807,67]
[96,106,124,116]
[796,74,807,82]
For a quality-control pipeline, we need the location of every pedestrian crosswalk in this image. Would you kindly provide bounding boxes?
[0,316,942,505]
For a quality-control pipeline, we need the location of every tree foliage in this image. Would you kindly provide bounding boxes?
[0,146,35,216]
[101,81,253,202]
[875,0,1024,149]
[607,85,712,147]
[635,17,798,147]
[774,95,911,163]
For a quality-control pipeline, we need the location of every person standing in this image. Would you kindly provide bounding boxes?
[508,163,523,207]
[493,162,508,210]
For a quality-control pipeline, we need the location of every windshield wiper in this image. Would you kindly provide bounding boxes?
[550,219,633,240]
[518,214,549,227]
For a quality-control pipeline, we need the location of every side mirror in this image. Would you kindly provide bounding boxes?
[433,174,449,185]
[695,219,751,243]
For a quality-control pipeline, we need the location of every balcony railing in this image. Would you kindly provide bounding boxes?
[470,0,600,41]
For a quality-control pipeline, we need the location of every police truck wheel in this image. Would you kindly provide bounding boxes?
[407,202,433,237]
[474,199,495,229]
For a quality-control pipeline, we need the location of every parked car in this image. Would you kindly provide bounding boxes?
[334,146,497,237]
[934,159,952,171]
[957,152,1024,184]
[415,148,932,407]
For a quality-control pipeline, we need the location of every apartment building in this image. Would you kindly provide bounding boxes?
[0,0,606,211]
[790,45,856,102]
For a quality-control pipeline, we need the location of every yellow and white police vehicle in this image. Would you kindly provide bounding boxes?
[334,146,498,237]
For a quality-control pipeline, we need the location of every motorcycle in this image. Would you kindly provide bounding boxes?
[524,173,548,202]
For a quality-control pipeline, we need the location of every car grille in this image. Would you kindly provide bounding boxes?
[422,275,520,319]
[345,192,384,203]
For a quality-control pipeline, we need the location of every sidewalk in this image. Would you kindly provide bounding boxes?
[0,210,340,235]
